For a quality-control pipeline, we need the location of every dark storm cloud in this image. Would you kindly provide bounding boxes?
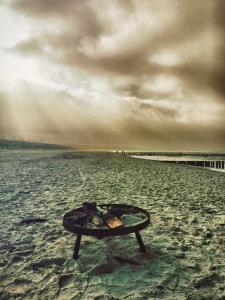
[11,0,85,18]
[211,0,225,99]
[11,0,103,38]
[138,102,178,120]
[12,38,41,55]
[2,0,225,150]
[10,0,224,100]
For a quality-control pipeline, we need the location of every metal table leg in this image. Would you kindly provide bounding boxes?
[73,234,82,259]
[135,231,146,252]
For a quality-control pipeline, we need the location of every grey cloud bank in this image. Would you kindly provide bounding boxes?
[0,0,224,150]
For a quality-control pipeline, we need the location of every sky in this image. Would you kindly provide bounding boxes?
[0,0,224,151]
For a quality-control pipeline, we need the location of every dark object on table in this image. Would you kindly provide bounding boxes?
[63,203,150,259]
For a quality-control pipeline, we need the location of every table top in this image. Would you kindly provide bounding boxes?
[63,203,150,237]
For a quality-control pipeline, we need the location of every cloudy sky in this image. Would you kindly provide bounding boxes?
[0,0,224,150]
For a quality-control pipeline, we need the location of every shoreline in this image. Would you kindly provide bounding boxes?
[131,155,225,173]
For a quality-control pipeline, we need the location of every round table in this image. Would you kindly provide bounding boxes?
[63,203,150,259]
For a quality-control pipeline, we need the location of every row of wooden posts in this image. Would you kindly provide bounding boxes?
[165,160,225,169]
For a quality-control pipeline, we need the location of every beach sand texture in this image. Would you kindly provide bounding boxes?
[0,150,224,300]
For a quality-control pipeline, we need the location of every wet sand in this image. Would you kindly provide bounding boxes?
[0,150,224,299]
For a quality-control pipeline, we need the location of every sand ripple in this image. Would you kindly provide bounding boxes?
[0,150,224,299]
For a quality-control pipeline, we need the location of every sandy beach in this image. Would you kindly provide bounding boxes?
[0,150,225,300]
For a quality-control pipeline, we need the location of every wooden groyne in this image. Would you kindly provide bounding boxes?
[128,152,225,170]
[163,160,225,169]
[127,152,225,157]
